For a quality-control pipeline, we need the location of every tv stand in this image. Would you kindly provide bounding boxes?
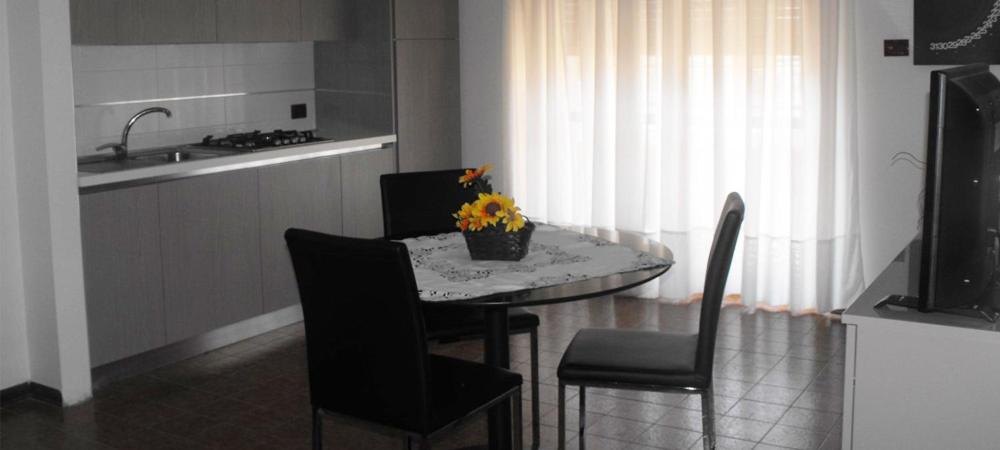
[875,294,1000,322]
[842,239,1000,449]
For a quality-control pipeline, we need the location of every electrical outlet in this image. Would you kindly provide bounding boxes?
[291,103,307,119]
[884,39,909,57]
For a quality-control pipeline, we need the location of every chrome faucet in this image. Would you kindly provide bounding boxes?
[96,107,172,160]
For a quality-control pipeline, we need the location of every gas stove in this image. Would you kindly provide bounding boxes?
[197,129,324,151]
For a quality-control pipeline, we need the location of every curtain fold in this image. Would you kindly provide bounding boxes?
[505,0,864,313]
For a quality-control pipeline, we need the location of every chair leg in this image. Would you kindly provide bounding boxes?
[513,388,523,450]
[529,328,540,449]
[578,386,586,450]
[700,388,716,450]
[558,381,566,450]
[312,408,323,450]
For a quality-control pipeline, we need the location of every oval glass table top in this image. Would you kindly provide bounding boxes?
[412,225,675,308]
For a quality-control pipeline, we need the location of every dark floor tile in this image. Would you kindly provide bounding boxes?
[714,416,774,442]
[656,407,715,433]
[725,399,788,423]
[586,415,655,441]
[606,399,673,423]
[633,424,702,450]
[792,391,843,413]
[743,384,803,406]
[0,300,846,450]
[777,407,841,433]
[761,424,827,449]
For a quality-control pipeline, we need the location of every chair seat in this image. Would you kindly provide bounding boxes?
[425,306,540,341]
[427,354,523,432]
[557,328,707,389]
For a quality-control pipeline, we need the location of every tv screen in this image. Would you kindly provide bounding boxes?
[919,64,1000,316]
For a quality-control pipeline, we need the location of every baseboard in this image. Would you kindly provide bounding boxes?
[0,382,63,406]
[91,305,303,389]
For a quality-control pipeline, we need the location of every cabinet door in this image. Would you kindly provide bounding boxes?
[158,170,263,343]
[393,0,457,39]
[301,0,346,41]
[395,39,461,172]
[259,156,343,312]
[117,0,216,44]
[217,0,302,42]
[341,146,396,238]
[80,185,166,366]
[70,0,118,45]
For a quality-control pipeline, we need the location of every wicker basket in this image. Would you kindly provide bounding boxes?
[462,221,535,261]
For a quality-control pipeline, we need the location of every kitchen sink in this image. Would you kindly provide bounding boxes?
[78,147,238,173]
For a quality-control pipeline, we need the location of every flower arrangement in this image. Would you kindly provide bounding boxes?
[453,165,527,233]
[453,164,534,261]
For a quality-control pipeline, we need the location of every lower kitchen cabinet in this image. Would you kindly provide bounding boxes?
[258,156,343,312]
[80,185,167,367]
[158,170,264,343]
[80,145,396,365]
[341,146,397,238]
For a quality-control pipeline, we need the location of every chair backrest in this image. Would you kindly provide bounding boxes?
[695,192,745,380]
[380,169,478,240]
[285,228,431,433]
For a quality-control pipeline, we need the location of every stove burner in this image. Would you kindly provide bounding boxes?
[199,130,320,151]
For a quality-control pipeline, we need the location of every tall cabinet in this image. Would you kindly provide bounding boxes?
[393,0,462,172]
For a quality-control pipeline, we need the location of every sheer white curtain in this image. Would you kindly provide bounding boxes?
[505,0,864,313]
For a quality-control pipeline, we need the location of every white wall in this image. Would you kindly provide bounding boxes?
[855,0,1000,282]
[4,0,92,404]
[459,0,508,192]
[0,0,31,392]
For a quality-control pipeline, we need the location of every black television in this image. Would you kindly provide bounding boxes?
[893,64,1000,321]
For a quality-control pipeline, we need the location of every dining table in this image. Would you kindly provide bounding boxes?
[399,224,675,450]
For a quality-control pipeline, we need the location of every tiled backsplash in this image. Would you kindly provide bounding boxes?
[72,42,317,157]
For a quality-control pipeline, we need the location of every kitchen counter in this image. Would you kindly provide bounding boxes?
[78,134,397,193]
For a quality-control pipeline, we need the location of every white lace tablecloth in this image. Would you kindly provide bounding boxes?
[399,224,671,302]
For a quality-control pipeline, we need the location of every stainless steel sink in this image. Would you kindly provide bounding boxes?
[78,146,238,173]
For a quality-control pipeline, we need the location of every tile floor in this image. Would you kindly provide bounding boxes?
[0,297,845,450]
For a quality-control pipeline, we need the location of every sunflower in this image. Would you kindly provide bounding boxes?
[472,193,515,228]
[458,164,494,187]
[503,209,526,232]
[452,202,478,231]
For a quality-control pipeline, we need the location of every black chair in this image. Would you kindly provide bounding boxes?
[381,169,542,445]
[285,229,523,450]
[556,193,745,450]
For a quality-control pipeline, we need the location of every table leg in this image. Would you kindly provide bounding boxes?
[484,306,512,450]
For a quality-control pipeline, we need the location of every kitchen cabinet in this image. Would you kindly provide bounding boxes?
[80,185,166,367]
[258,156,343,312]
[341,146,396,238]
[301,0,346,41]
[70,0,118,45]
[158,170,263,343]
[395,39,461,172]
[80,145,396,366]
[393,0,457,39]
[117,0,217,44]
[217,0,302,43]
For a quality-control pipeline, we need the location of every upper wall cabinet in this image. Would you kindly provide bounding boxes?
[71,0,349,44]
[301,0,346,41]
[70,0,118,45]
[393,0,457,39]
[118,0,217,44]
[217,0,302,42]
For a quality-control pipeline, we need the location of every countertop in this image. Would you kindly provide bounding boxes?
[843,238,1000,333]
[78,134,397,193]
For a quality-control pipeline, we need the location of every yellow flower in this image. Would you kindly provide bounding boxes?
[453,202,476,231]
[504,210,526,232]
[472,193,515,227]
[458,164,494,187]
